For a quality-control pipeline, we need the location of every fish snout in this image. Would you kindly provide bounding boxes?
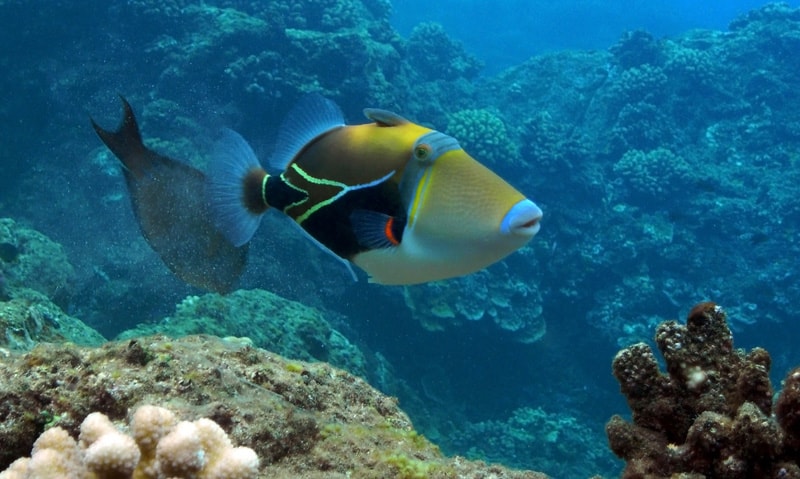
[500,199,542,237]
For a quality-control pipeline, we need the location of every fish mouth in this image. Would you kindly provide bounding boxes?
[500,199,543,237]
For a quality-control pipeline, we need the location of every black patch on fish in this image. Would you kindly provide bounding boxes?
[265,175,308,211]
[301,180,403,260]
[91,96,248,293]
[0,242,19,262]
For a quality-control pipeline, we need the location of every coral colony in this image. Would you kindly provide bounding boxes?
[0,405,259,479]
[607,302,800,478]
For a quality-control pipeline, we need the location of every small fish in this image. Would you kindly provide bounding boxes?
[91,97,248,293]
[208,94,542,285]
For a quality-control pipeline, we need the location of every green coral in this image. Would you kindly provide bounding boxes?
[445,108,521,167]
[663,41,717,87]
[613,147,693,201]
[609,29,664,70]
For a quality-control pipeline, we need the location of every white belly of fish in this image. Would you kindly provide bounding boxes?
[353,229,524,285]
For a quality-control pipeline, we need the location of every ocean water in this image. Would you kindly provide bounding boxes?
[1,1,800,477]
[392,0,800,73]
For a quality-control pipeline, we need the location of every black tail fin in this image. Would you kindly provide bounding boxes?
[91,96,248,293]
[90,96,154,178]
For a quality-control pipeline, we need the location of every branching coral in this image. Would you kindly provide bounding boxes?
[607,301,800,478]
[0,404,259,479]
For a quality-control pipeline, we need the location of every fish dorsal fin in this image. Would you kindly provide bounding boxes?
[269,93,345,171]
[363,108,409,127]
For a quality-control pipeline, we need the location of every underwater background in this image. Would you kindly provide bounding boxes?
[1,0,800,477]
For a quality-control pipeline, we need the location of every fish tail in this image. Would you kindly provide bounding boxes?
[91,97,249,293]
[206,128,267,247]
[90,95,152,177]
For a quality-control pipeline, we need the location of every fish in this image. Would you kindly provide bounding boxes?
[207,94,542,285]
[91,96,248,293]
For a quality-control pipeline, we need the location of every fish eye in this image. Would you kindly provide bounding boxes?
[414,144,431,162]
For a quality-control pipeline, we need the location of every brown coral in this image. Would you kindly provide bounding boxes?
[607,301,800,478]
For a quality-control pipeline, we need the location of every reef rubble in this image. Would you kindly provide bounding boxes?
[607,301,800,478]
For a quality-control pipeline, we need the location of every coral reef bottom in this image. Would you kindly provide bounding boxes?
[0,335,548,479]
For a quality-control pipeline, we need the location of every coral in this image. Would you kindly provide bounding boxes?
[0,404,258,479]
[406,22,483,81]
[0,218,75,304]
[608,64,668,107]
[403,268,545,344]
[609,30,664,70]
[663,41,717,88]
[521,110,590,178]
[609,100,678,153]
[451,406,616,478]
[116,289,368,378]
[445,108,521,168]
[612,147,693,201]
[0,335,547,479]
[607,301,800,478]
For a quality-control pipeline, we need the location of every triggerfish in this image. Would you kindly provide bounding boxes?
[207,94,542,285]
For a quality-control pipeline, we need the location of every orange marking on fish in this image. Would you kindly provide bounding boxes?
[385,217,400,246]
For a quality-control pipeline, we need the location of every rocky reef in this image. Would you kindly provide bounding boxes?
[0,334,548,479]
[0,218,75,305]
[117,289,369,378]
[0,218,104,351]
[607,301,800,478]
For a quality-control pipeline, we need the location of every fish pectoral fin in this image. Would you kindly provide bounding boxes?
[350,210,405,250]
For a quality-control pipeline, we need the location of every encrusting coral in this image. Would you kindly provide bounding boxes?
[0,404,259,479]
[606,301,800,478]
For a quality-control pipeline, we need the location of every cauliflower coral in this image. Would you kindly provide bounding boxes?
[0,405,259,479]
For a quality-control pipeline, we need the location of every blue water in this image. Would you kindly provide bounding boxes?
[392,0,800,73]
[2,1,800,477]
